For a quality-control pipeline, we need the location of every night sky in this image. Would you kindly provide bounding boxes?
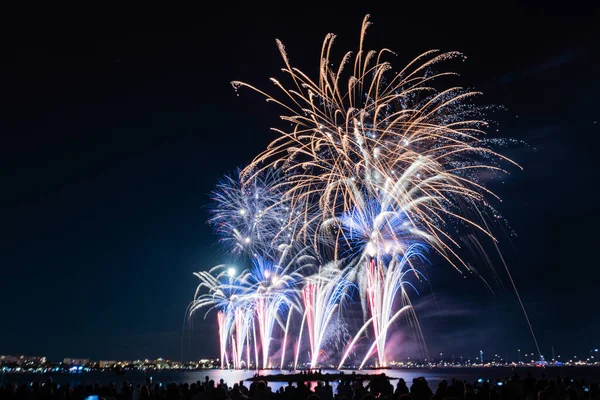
[2,2,599,363]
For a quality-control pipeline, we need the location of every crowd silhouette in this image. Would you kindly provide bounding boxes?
[1,372,598,400]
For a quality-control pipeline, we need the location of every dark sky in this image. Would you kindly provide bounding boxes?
[1,2,599,363]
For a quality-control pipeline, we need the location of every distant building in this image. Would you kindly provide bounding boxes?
[1,355,47,366]
[0,355,19,365]
[99,361,116,368]
[63,358,90,366]
[20,356,47,366]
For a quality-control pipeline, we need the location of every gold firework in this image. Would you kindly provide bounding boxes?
[232,14,520,272]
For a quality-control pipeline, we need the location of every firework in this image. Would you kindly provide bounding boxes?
[294,263,353,368]
[241,251,307,369]
[229,14,520,365]
[233,14,519,268]
[216,310,232,368]
[233,305,253,369]
[189,265,252,368]
[191,14,526,369]
[363,245,427,367]
[209,169,295,256]
[323,190,431,366]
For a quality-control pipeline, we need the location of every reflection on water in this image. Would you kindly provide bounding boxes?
[4,368,600,391]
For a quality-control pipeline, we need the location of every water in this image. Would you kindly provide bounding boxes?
[3,368,600,392]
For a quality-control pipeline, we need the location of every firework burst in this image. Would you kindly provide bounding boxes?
[208,169,289,256]
[233,15,519,271]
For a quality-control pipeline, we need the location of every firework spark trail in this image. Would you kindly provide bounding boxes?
[255,297,277,368]
[233,306,253,369]
[366,259,383,365]
[246,329,251,369]
[294,310,307,369]
[297,264,353,367]
[365,250,425,366]
[358,303,413,369]
[252,319,259,369]
[217,311,233,369]
[337,314,374,369]
[189,265,253,369]
[280,307,294,369]
[243,255,305,368]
